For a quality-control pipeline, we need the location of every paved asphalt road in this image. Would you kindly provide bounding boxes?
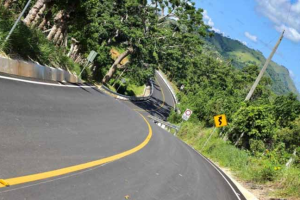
[0,72,245,200]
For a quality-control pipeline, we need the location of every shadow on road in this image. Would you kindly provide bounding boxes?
[130,96,173,121]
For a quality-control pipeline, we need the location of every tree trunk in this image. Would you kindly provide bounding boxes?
[56,32,64,46]
[64,34,68,48]
[71,45,78,59]
[38,9,52,30]
[67,43,75,57]
[47,10,64,40]
[38,18,47,30]
[31,4,46,27]
[74,54,82,63]
[53,26,63,43]
[4,0,13,8]
[102,47,133,84]
[24,0,52,26]
[47,24,58,40]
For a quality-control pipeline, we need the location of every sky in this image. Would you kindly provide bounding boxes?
[195,0,300,92]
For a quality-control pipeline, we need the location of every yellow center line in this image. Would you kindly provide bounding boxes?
[0,114,152,188]
[133,77,165,112]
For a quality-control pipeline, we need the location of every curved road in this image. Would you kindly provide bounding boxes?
[0,72,245,200]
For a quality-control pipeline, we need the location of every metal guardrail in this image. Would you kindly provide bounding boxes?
[147,115,180,131]
[101,78,154,101]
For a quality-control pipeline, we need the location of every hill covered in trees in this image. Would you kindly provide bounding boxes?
[205,33,299,98]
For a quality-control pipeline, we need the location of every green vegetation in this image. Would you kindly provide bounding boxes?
[106,80,145,97]
[167,62,300,197]
[178,122,300,198]
[167,63,300,198]
[0,3,81,75]
[205,32,299,98]
[126,83,145,96]
[1,0,299,198]
[228,51,260,65]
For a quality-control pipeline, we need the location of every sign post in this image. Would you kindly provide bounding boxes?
[201,114,228,151]
[182,109,192,121]
[116,78,126,92]
[175,109,193,136]
[79,50,98,78]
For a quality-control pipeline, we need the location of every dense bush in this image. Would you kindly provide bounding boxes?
[228,105,276,151]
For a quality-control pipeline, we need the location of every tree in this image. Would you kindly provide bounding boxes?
[273,93,300,128]
[277,117,300,154]
[228,105,276,152]
[102,47,133,83]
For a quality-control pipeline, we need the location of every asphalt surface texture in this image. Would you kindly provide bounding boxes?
[0,72,246,200]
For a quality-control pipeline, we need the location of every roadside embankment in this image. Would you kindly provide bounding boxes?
[0,56,81,83]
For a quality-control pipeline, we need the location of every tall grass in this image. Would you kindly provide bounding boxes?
[178,122,300,198]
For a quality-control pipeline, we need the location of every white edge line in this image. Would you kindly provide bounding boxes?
[181,140,242,200]
[0,75,96,88]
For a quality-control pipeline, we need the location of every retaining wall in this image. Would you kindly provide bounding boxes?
[0,57,81,83]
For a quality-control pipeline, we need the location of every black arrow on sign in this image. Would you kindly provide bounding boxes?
[218,116,222,126]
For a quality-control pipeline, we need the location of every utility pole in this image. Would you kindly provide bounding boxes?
[245,30,285,101]
[2,0,32,47]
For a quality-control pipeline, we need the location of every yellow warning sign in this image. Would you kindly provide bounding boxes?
[214,114,228,128]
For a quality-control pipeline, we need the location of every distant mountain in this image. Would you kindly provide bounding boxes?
[205,32,300,98]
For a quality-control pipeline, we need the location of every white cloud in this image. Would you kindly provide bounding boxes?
[289,69,295,79]
[256,0,300,43]
[275,24,300,42]
[203,10,214,27]
[203,10,225,36]
[245,32,258,42]
[212,27,221,33]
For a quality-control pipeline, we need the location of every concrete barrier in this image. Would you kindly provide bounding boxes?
[56,68,64,82]
[44,66,52,81]
[19,61,38,78]
[0,57,19,75]
[50,67,57,81]
[0,57,81,83]
[64,71,71,82]
[35,64,45,80]
[69,74,77,83]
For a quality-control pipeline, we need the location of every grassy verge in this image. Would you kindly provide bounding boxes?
[177,122,300,199]
[126,83,145,96]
